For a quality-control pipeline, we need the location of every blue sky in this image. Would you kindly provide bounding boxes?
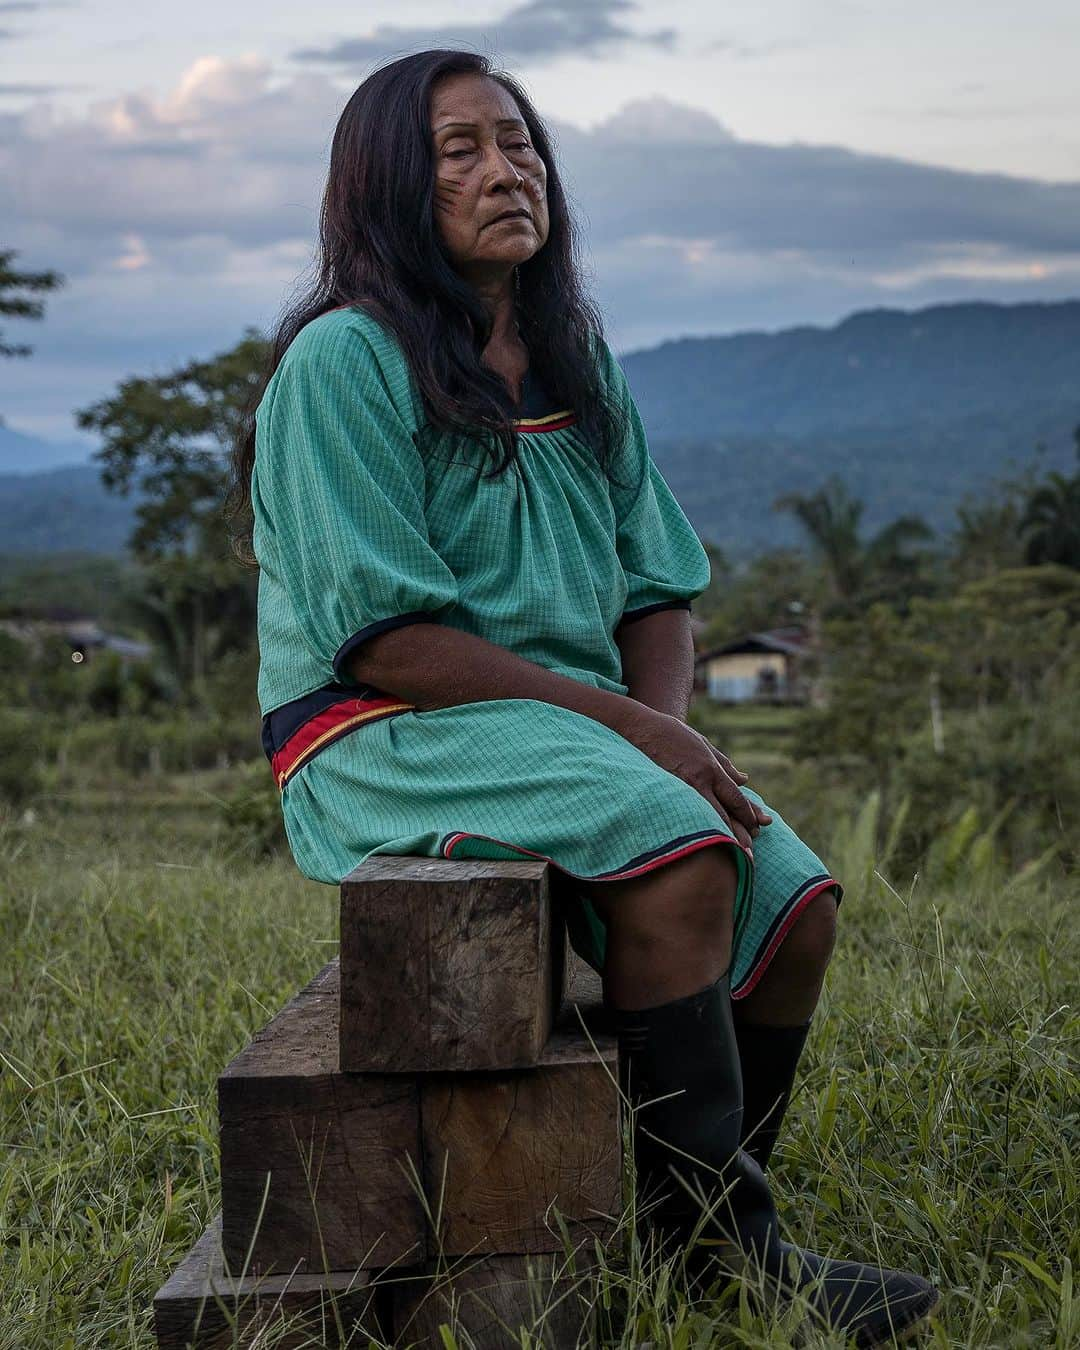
[2,0,1080,448]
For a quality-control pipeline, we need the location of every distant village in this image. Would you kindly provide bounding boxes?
[0,606,151,667]
[5,605,810,706]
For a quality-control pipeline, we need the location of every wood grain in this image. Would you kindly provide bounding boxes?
[218,960,426,1274]
[339,858,566,1072]
[218,957,618,1272]
[153,1214,381,1349]
[390,1249,602,1350]
[421,992,620,1254]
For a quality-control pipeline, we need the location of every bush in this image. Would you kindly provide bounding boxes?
[0,710,45,809]
[218,759,287,860]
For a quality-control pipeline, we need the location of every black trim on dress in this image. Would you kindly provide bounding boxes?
[331,610,438,684]
[616,599,692,630]
[260,679,380,761]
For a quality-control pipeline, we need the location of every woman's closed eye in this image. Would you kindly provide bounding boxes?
[444,141,532,159]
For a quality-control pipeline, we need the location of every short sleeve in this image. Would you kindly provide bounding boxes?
[598,340,712,630]
[252,316,459,686]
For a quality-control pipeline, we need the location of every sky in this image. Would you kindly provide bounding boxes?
[2,0,1080,449]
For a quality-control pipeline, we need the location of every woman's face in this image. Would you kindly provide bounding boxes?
[430,72,549,280]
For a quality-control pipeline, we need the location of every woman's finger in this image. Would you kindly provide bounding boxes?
[708,799,755,861]
[703,733,774,827]
[713,748,749,783]
[711,771,761,835]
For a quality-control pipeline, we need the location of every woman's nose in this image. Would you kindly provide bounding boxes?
[484,146,524,192]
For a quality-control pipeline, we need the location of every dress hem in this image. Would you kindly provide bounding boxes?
[440,824,746,879]
[729,874,841,999]
[438,828,836,1000]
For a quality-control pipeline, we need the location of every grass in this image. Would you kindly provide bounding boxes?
[0,758,1077,1348]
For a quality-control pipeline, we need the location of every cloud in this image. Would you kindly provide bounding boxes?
[3,57,1080,438]
[0,0,75,41]
[291,0,675,69]
[0,81,69,93]
[703,36,808,60]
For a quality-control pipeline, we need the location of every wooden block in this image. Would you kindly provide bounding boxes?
[153,1214,381,1349]
[422,995,620,1255]
[339,858,566,1072]
[220,958,618,1272]
[219,960,426,1274]
[390,1249,602,1350]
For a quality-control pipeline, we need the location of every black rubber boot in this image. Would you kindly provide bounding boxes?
[733,1014,812,1172]
[615,972,941,1348]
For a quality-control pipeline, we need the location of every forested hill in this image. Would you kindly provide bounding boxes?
[621,299,1080,551]
[3,298,1079,556]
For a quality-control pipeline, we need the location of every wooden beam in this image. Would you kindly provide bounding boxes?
[218,960,426,1274]
[339,858,566,1072]
[218,957,618,1273]
[153,1214,381,1349]
[421,992,620,1254]
[390,1248,602,1349]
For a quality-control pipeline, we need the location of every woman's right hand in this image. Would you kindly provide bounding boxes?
[619,707,771,857]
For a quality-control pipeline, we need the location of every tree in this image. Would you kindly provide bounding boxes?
[1019,426,1080,569]
[951,489,1024,582]
[0,248,64,361]
[774,477,864,601]
[117,557,256,710]
[797,565,1080,865]
[698,548,818,649]
[774,476,933,611]
[75,329,269,707]
[75,328,269,562]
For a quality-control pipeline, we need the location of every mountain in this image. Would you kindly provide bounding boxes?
[0,422,94,475]
[0,298,1077,557]
[622,299,1080,550]
[0,464,136,556]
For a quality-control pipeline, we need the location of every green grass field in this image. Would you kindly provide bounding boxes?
[1,753,1077,1348]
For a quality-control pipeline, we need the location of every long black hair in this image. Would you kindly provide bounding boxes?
[226,48,628,565]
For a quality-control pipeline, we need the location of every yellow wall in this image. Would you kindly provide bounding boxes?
[704,652,786,680]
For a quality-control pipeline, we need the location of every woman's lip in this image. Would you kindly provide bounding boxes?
[487,211,531,225]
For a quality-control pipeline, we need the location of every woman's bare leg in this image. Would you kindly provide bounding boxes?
[733,888,839,1025]
[577,844,741,1010]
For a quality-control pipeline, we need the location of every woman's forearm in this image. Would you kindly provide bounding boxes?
[615,608,696,721]
[344,621,647,741]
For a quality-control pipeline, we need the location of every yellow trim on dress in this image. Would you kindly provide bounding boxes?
[511,410,575,429]
[276,701,415,789]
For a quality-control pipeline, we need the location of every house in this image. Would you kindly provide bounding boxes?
[0,606,151,665]
[694,626,810,704]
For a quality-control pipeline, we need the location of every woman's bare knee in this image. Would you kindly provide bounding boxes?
[581,843,738,941]
[579,844,742,1007]
[735,888,839,1024]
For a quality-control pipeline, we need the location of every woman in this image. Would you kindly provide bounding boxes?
[229,49,939,1346]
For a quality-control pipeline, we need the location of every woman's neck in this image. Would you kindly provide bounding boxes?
[473,271,528,404]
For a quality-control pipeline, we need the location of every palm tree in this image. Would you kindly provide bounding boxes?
[774,478,864,600]
[775,476,931,604]
[952,494,1023,580]
[1019,428,1080,568]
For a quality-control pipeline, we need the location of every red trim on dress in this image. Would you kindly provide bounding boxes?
[730,877,839,999]
[272,695,415,791]
[442,827,749,879]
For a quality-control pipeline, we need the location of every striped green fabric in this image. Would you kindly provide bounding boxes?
[252,305,712,714]
[251,305,838,994]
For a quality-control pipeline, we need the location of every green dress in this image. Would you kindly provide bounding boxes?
[252,304,837,996]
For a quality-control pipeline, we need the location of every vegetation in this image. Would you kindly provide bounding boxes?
[0,247,64,363]
[0,292,1076,1345]
[0,735,1076,1347]
[624,300,1080,550]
